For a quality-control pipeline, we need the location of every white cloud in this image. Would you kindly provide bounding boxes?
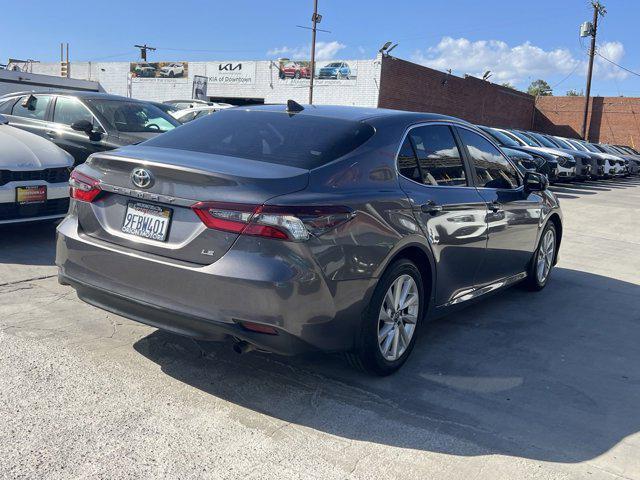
[593,41,628,80]
[411,36,628,86]
[267,41,346,61]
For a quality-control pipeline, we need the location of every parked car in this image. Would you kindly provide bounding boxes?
[574,140,624,177]
[607,145,640,175]
[163,99,211,110]
[494,128,576,181]
[279,62,311,79]
[594,144,633,176]
[0,114,73,224]
[134,63,156,78]
[173,104,232,123]
[318,62,351,79]
[522,131,593,181]
[159,63,185,78]
[477,126,558,180]
[56,105,562,375]
[0,91,181,165]
[549,135,606,179]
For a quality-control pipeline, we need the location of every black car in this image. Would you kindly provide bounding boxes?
[477,126,558,180]
[0,91,181,165]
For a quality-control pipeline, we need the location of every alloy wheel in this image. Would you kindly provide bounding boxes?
[377,274,419,361]
[536,229,555,284]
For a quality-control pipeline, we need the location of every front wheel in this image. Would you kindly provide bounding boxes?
[524,222,557,291]
[347,259,424,376]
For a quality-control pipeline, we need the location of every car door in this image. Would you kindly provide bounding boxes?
[48,96,111,165]
[456,126,542,285]
[4,94,53,139]
[397,123,489,306]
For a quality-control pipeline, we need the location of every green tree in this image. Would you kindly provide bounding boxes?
[500,82,516,90]
[527,79,553,97]
[566,89,584,96]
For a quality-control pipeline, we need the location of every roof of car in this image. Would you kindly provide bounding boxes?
[0,90,145,102]
[239,104,470,124]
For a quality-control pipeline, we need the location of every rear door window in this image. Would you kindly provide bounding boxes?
[458,128,520,189]
[11,95,52,120]
[53,97,96,127]
[145,109,375,169]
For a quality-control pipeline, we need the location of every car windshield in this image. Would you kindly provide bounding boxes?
[553,137,575,150]
[582,142,603,153]
[325,63,341,68]
[567,139,589,152]
[86,99,180,133]
[528,132,557,148]
[508,130,539,147]
[480,127,520,147]
[144,109,375,169]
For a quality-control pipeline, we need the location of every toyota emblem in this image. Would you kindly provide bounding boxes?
[131,168,154,189]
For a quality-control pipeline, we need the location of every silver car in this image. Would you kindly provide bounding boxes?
[56,105,562,375]
[0,114,73,224]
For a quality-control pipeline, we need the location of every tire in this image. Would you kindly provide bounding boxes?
[169,71,175,78]
[523,222,557,291]
[294,71,301,79]
[347,259,425,376]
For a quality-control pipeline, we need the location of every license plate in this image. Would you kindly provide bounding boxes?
[16,185,47,204]
[122,202,172,242]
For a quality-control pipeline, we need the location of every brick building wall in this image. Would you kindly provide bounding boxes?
[377,56,535,128]
[534,96,640,148]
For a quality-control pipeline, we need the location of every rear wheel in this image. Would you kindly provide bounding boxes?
[348,259,424,375]
[524,222,557,291]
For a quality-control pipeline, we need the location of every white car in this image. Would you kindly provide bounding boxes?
[159,63,185,78]
[173,104,233,123]
[0,114,73,224]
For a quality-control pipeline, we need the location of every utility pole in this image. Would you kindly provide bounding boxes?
[308,0,320,104]
[580,1,606,140]
[134,44,156,62]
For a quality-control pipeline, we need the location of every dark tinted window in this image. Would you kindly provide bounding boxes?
[479,126,520,147]
[12,95,51,120]
[85,99,179,133]
[528,132,557,148]
[397,138,421,182]
[458,128,519,189]
[145,109,375,169]
[53,97,95,126]
[407,125,467,186]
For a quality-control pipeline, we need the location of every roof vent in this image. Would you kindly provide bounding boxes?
[286,99,304,113]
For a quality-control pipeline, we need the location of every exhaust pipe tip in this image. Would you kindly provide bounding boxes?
[233,340,255,355]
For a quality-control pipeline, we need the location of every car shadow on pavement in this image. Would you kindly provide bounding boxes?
[134,267,640,464]
[0,221,59,266]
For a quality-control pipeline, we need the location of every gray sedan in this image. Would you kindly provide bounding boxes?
[56,105,562,375]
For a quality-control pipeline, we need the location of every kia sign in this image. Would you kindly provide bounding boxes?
[207,61,256,85]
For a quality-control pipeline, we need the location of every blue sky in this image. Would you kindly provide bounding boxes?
[4,0,639,96]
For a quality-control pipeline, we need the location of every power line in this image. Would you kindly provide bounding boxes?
[594,50,640,78]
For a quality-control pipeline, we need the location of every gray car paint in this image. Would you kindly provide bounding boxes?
[56,105,562,356]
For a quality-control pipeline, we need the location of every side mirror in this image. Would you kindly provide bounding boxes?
[71,119,94,135]
[0,114,8,125]
[524,171,548,192]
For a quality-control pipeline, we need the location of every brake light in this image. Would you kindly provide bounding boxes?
[191,202,354,241]
[69,170,101,202]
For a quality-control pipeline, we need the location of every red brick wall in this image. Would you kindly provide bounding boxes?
[378,56,535,129]
[534,96,640,148]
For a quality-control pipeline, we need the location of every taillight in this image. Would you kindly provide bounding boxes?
[191,202,354,241]
[69,170,101,202]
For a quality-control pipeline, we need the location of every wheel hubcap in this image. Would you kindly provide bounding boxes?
[536,229,555,284]
[377,274,419,361]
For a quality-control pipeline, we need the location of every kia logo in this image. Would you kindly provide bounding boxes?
[219,63,242,71]
[131,168,154,189]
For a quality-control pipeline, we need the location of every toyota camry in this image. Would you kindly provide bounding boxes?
[56,104,562,375]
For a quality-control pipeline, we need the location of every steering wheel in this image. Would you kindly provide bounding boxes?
[147,123,160,131]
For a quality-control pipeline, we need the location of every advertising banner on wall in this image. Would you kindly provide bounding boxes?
[276,59,357,85]
[206,61,256,85]
[192,75,208,100]
[130,62,189,80]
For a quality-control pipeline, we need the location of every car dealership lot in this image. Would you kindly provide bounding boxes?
[1,178,639,479]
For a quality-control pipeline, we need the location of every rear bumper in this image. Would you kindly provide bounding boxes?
[56,215,372,354]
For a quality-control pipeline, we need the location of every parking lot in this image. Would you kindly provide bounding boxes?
[1,177,639,479]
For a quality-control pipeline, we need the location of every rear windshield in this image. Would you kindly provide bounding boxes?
[144,109,376,169]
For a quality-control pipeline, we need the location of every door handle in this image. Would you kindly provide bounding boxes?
[420,201,443,215]
[488,201,503,213]
[45,130,57,138]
